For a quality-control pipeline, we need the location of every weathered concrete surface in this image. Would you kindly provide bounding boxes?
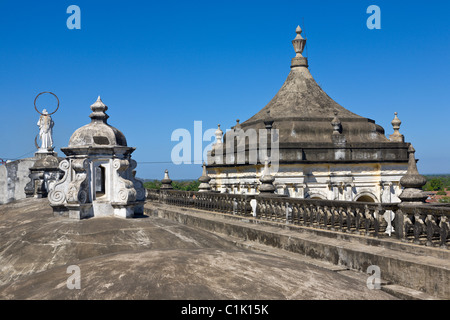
[0,198,397,300]
[144,202,450,299]
[0,158,35,204]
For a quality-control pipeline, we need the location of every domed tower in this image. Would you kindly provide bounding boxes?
[48,97,145,219]
[207,26,411,203]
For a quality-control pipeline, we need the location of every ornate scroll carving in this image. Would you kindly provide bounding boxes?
[66,159,89,204]
[112,159,136,204]
[48,159,70,205]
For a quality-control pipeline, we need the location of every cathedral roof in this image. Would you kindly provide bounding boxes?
[237,26,388,145]
[210,26,409,165]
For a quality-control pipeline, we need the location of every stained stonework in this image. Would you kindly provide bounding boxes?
[206,26,410,203]
[0,158,36,204]
[48,96,145,219]
[24,151,62,199]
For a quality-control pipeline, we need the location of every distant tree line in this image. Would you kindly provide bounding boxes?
[143,180,200,191]
[422,175,450,203]
[423,175,450,192]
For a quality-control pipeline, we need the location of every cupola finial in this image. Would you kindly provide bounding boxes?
[331,111,342,135]
[291,25,308,68]
[89,96,109,123]
[389,112,404,142]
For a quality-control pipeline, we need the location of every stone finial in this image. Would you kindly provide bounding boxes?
[292,25,306,57]
[331,111,342,135]
[89,96,109,123]
[160,169,173,190]
[263,110,274,130]
[198,162,212,192]
[291,25,308,68]
[214,124,223,147]
[259,159,275,193]
[234,119,242,131]
[399,144,427,204]
[389,112,404,142]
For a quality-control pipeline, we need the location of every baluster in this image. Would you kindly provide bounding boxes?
[338,207,345,232]
[297,206,303,225]
[330,207,336,230]
[309,204,315,226]
[323,206,330,229]
[439,215,449,249]
[346,206,354,233]
[285,202,292,224]
[204,194,209,209]
[260,198,267,219]
[237,197,243,215]
[315,206,322,228]
[314,206,320,228]
[205,194,210,210]
[257,200,263,219]
[274,200,280,221]
[262,199,268,220]
[268,200,274,220]
[270,200,276,221]
[275,200,281,222]
[219,196,224,212]
[319,206,326,229]
[292,205,299,225]
[364,205,372,236]
[373,208,380,237]
[242,197,248,216]
[278,201,283,223]
[191,192,196,207]
[405,212,414,242]
[212,195,218,212]
[287,202,293,222]
[259,199,266,219]
[394,208,412,242]
[354,208,362,234]
[425,214,438,247]
[196,193,201,208]
[304,206,311,226]
[413,212,425,245]
[224,196,229,213]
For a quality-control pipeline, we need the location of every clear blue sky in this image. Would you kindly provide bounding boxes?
[0,0,449,179]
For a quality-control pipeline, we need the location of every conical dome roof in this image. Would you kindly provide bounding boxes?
[237,26,388,145]
[245,66,363,122]
[211,26,409,165]
[68,97,127,148]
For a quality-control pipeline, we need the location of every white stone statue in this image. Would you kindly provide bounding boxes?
[37,109,54,152]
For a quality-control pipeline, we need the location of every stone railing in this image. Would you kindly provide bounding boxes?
[145,189,450,249]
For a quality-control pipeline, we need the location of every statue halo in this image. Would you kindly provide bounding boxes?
[34,92,59,116]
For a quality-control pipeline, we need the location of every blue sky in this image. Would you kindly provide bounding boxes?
[0,0,449,179]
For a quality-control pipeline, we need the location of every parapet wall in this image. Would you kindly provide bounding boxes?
[144,201,450,299]
[0,158,35,204]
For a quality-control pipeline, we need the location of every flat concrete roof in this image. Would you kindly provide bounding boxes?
[0,198,396,300]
